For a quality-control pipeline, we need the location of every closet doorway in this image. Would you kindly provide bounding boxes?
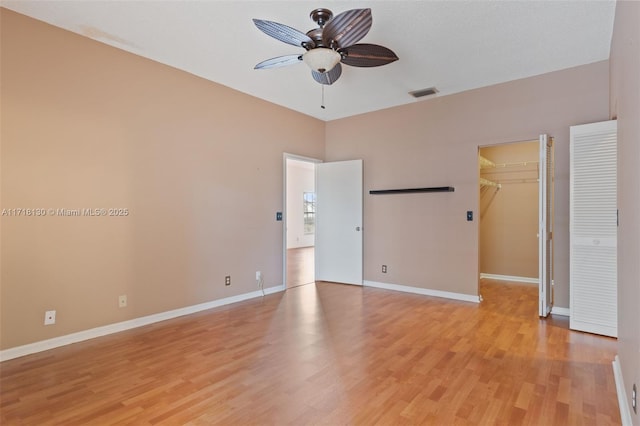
[285,156,319,288]
[478,136,554,317]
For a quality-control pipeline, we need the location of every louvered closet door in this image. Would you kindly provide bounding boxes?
[570,120,617,337]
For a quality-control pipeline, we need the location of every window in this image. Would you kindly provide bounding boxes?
[303,192,316,234]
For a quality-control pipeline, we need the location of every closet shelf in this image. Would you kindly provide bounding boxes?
[479,155,496,169]
[480,177,501,189]
[369,186,455,195]
[480,157,539,169]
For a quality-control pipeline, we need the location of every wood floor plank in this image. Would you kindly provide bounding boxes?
[0,280,621,425]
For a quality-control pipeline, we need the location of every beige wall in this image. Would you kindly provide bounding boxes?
[0,10,325,349]
[479,142,539,279]
[610,1,640,421]
[326,60,610,306]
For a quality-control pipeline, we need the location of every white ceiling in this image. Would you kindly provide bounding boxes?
[2,1,616,121]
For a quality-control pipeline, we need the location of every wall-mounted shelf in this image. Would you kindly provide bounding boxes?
[369,186,455,195]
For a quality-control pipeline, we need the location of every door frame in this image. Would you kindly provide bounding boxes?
[283,153,322,289]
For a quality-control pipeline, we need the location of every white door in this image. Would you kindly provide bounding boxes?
[315,160,363,285]
[570,120,617,337]
[539,134,554,317]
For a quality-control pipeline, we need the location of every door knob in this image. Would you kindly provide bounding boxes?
[356,226,361,231]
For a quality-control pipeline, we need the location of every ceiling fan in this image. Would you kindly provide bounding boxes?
[253,8,399,86]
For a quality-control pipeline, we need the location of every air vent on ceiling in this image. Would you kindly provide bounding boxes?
[409,87,439,98]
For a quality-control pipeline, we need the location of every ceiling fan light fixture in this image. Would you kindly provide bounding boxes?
[303,48,341,73]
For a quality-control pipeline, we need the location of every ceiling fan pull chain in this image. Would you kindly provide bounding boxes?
[321,85,326,109]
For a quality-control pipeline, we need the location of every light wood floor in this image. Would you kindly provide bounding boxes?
[0,280,620,425]
[286,246,314,288]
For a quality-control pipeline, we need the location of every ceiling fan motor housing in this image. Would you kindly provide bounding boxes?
[306,28,325,48]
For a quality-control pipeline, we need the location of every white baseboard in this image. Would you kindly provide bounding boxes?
[0,284,285,362]
[613,355,634,426]
[480,273,539,285]
[364,280,480,303]
[551,306,570,316]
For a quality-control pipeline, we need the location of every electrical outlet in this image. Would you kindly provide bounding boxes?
[118,295,127,308]
[382,265,387,273]
[633,383,637,414]
[44,310,56,325]
[256,271,262,281]
[225,275,231,286]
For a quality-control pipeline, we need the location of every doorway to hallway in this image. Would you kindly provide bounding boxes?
[283,154,363,288]
[285,156,318,288]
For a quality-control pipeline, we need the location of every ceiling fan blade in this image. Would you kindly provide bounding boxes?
[254,54,303,70]
[322,8,372,49]
[253,19,315,48]
[340,44,399,67]
[311,63,342,85]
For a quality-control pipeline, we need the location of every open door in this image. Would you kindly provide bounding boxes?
[539,134,554,317]
[315,160,363,285]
